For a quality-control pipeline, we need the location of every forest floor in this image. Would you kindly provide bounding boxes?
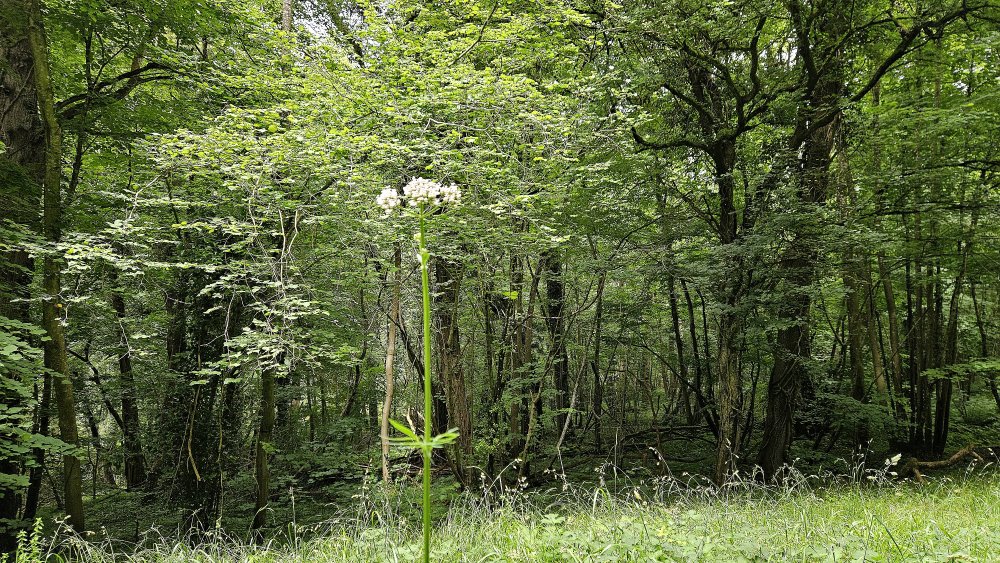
[17,469,1000,562]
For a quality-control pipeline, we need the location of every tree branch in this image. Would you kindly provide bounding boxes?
[631,126,709,152]
[57,62,175,121]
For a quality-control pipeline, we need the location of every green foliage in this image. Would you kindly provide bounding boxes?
[924,359,1000,383]
[0,160,39,230]
[4,0,1000,547]
[18,475,1000,561]
[0,317,72,520]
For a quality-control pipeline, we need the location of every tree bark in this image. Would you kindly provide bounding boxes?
[0,5,43,545]
[380,245,401,482]
[591,268,606,452]
[28,0,85,531]
[434,255,471,478]
[758,243,819,477]
[110,286,146,489]
[21,370,50,522]
[844,249,869,447]
[252,365,276,530]
[879,254,905,404]
[681,280,716,432]
[281,0,293,32]
[544,251,570,433]
[860,260,888,399]
[758,0,845,478]
[714,310,743,484]
[508,254,525,457]
[933,205,975,455]
[668,274,694,422]
[970,284,1000,411]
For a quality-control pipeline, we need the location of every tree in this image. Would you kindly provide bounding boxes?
[27,0,84,531]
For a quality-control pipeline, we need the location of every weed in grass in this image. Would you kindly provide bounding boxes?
[13,464,1000,562]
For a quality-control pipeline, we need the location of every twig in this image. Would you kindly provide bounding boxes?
[450,2,499,66]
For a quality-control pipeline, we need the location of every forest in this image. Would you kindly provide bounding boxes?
[2,0,1000,560]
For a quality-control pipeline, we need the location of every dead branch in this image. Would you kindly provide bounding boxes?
[900,444,985,483]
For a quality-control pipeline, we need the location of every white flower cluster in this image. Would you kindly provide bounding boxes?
[376,187,402,212]
[403,177,461,207]
[377,178,461,214]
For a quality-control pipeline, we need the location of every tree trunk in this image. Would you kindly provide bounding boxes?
[434,255,471,478]
[0,6,42,544]
[681,280,716,432]
[111,287,146,489]
[544,251,570,433]
[970,284,1000,411]
[844,250,869,447]
[758,246,814,478]
[668,274,693,422]
[21,370,50,522]
[591,268,606,452]
[870,83,905,417]
[934,207,975,455]
[252,366,276,530]
[281,0,293,32]
[380,245,401,482]
[879,254,905,405]
[861,260,888,399]
[81,389,114,491]
[508,254,525,458]
[758,0,847,480]
[908,211,933,452]
[28,0,85,531]
[714,310,743,484]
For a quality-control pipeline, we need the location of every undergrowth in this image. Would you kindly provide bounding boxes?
[10,459,999,562]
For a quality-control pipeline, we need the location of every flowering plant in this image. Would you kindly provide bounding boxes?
[379,178,461,563]
[377,178,461,213]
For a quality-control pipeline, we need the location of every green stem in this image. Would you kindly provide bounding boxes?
[419,212,432,563]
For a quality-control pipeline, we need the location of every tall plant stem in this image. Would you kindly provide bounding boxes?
[419,212,432,563]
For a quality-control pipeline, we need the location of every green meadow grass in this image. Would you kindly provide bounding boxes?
[12,471,1000,562]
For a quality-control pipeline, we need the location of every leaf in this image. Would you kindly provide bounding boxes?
[389,418,418,441]
[430,428,460,448]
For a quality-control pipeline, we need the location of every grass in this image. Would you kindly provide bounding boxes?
[13,468,1000,562]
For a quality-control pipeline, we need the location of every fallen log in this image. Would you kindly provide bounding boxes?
[899,444,985,483]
